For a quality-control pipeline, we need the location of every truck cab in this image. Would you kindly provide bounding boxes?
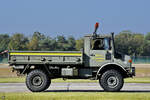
[84,34,113,67]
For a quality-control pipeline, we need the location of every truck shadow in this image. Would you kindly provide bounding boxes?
[45,90,150,93]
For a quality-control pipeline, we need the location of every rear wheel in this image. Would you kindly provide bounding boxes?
[26,69,51,92]
[99,69,124,92]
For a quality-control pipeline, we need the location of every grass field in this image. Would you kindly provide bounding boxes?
[0,92,150,100]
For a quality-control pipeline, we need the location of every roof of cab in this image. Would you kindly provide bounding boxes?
[84,33,112,38]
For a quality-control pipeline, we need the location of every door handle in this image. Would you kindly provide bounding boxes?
[90,54,95,56]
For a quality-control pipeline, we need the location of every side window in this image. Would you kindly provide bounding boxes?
[91,38,111,50]
[91,39,104,50]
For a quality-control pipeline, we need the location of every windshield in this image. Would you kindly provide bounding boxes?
[104,38,110,50]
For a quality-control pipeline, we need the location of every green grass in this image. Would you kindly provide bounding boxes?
[0,77,150,83]
[0,92,150,100]
[125,77,150,83]
[0,77,25,83]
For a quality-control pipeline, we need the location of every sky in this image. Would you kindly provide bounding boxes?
[0,0,150,38]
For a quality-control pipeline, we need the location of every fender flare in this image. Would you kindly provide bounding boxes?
[96,62,127,79]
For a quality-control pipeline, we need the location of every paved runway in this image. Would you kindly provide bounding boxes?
[0,83,150,92]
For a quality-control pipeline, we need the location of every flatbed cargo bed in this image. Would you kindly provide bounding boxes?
[8,51,83,65]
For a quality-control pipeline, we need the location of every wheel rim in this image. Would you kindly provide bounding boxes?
[107,76,119,88]
[32,76,43,86]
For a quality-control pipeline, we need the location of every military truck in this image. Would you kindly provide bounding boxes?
[8,23,135,92]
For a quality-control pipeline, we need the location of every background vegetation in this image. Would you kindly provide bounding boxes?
[0,30,150,57]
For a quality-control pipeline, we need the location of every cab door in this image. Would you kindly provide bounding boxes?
[89,38,111,67]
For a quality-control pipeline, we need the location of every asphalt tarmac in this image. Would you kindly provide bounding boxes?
[0,83,150,92]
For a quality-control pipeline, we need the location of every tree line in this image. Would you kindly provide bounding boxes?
[0,30,150,56]
[0,32,83,52]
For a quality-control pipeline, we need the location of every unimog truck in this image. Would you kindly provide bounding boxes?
[8,23,135,92]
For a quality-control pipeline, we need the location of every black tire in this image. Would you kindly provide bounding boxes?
[26,69,51,92]
[99,69,124,92]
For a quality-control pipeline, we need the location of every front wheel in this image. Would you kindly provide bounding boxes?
[26,69,51,92]
[99,69,124,92]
